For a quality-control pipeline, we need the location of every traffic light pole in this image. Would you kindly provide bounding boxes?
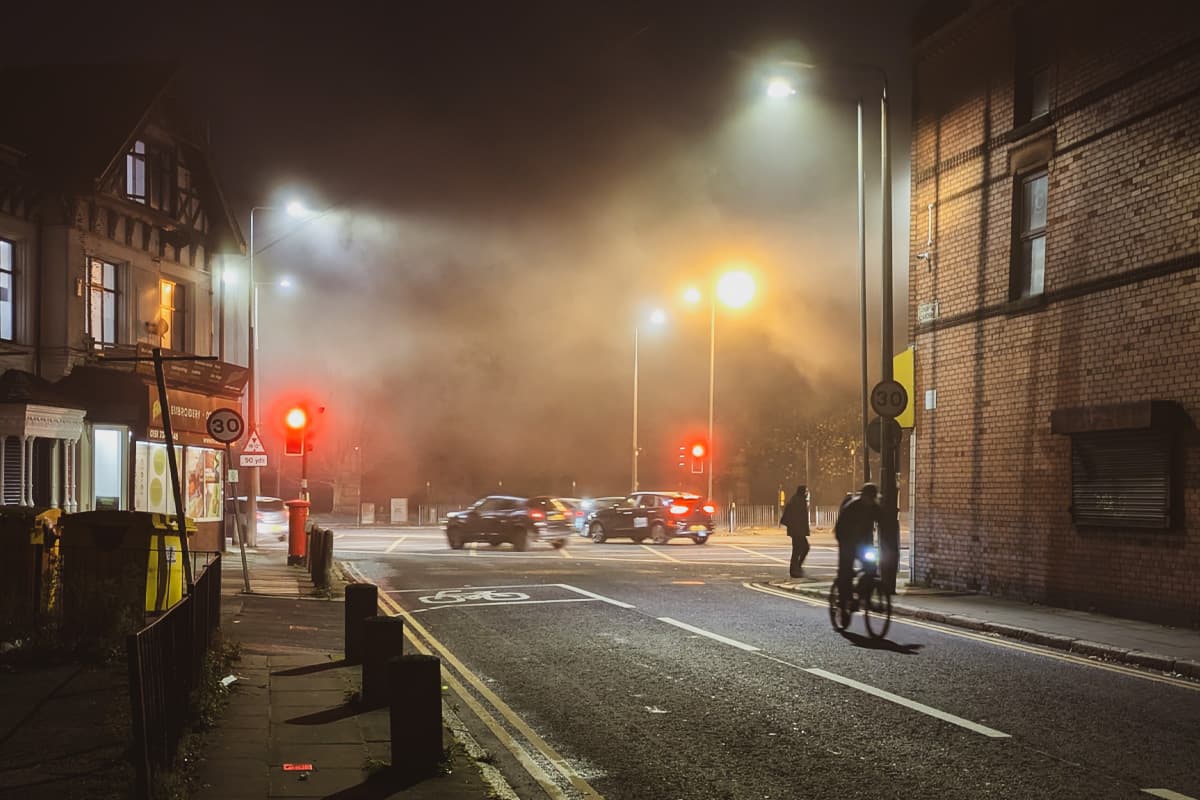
[301,429,310,502]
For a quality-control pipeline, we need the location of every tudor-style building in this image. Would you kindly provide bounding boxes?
[908,1,1200,625]
[0,65,246,551]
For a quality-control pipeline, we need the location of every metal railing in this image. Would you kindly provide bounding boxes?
[722,504,844,532]
[126,554,222,800]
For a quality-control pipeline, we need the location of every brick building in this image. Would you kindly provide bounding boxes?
[908,1,1200,625]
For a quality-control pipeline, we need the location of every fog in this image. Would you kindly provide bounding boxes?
[12,0,917,503]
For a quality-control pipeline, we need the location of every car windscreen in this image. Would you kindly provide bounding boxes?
[530,498,568,512]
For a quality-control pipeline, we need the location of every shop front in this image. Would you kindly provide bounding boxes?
[59,355,246,553]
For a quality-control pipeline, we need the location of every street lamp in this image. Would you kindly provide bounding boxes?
[632,308,667,492]
[246,200,309,547]
[684,268,756,502]
[767,60,897,590]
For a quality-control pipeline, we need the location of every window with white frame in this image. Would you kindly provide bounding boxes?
[0,238,14,341]
[87,257,120,346]
[1013,170,1047,298]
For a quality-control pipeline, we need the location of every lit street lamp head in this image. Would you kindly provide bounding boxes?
[649,308,667,326]
[683,286,703,305]
[285,200,310,218]
[766,77,796,99]
[716,270,756,308]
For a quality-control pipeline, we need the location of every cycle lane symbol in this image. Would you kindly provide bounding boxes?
[417,589,532,605]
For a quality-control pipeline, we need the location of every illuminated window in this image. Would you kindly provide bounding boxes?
[87,257,119,346]
[159,278,187,350]
[1012,170,1047,298]
[0,238,13,341]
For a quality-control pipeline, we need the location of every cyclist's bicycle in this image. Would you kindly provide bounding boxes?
[828,544,892,639]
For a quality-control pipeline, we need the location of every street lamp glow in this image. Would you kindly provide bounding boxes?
[716,270,756,308]
[649,308,667,326]
[683,286,703,305]
[285,200,310,218]
[766,78,796,99]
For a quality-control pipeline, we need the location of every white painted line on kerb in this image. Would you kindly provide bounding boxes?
[803,667,1010,739]
[1143,789,1200,800]
[657,617,761,652]
[385,536,407,553]
[558,584,636,609]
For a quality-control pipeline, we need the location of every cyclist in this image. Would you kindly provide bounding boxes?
[834,483,880,615]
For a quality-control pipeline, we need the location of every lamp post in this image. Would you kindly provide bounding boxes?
[246,202,308,548]
[769,61,897,590]
[768,72,870,485]
[685,270,756,502]
[632,308,667,492]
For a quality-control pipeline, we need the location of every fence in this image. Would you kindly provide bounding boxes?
[722,504,842,532]
[126,554,222,800]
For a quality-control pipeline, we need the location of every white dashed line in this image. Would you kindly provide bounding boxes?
[657,617,761,652]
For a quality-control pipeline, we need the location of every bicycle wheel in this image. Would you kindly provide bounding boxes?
[863,579,893,639]
[828,581,850,632]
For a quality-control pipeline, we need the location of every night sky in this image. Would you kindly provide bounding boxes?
[10,1,919,501]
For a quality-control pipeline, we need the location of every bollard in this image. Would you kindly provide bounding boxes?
[361,615,404,707]
[344,583,378,664]
[388,654,442,778]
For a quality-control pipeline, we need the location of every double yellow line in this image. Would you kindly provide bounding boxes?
[341,562,604,799]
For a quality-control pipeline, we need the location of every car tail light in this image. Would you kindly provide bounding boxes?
[702,503,715,514]
[575,510,583,518]
[530,509,546,520]
[669,503,690,515]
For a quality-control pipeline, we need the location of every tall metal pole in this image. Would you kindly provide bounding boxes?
[706,295,715,501]
[879,77,900,594]
[632,325,639,492]
[858,97,870,486]
[246,209,260,548]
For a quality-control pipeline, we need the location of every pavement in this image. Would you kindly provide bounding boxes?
[192,549,512,800]
[768,531,1200,680]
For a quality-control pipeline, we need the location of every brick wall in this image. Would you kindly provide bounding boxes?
[909,0,1200,626]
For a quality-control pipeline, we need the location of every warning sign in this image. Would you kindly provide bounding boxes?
[243,430,267,454]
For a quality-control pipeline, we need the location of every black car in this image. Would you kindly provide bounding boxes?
[444,495,572,551]
[574,496,627,535]
[586,491,715,545]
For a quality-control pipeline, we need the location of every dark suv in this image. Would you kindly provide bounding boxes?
[444,495,572,551]
[586,491,715,545]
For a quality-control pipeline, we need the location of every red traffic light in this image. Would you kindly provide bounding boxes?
[691,442,706,458]
[285,407,308,430]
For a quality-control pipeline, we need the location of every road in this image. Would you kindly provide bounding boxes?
[316,527,1200,800]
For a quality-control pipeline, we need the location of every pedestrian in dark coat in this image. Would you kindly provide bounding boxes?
[780,485,811,578]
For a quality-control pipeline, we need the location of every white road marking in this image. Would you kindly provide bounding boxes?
[385,536,407,553]
[724,543,790,565]
[558,584,637,609]
[745,583,1200,691]
[799,666,1010,738]
[657,617,761,652]
[412,598,597,613]
[1143,790,1199,800]
[639,544,680,562]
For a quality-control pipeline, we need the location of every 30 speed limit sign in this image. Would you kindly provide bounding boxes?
[870,380,908,419]
[206,407,245,444]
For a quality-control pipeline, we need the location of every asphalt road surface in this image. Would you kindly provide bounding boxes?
[321,527,1199,800]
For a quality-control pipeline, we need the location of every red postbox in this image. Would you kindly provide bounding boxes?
[285,499,311,565]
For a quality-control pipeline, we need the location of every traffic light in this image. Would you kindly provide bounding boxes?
[677,446,686,470]
[690,440,706,474]
[284,406,307,456]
